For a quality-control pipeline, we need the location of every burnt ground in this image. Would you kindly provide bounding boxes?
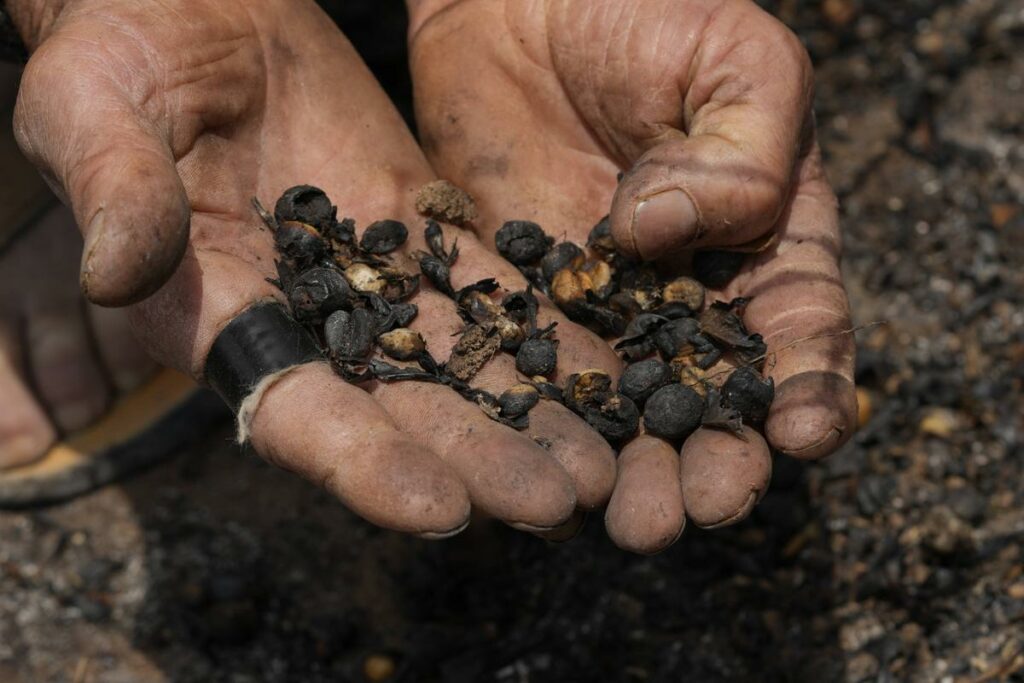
[2,1,1024,681]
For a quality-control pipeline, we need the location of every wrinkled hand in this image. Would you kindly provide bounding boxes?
[9,0,624,535]
[408,0,858,552]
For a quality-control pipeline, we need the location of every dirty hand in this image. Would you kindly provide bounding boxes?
[408,0,858,552]
[8,0,623,535]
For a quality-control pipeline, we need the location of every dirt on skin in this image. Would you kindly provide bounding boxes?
[2,0,1024,682]
[415,180,480,227]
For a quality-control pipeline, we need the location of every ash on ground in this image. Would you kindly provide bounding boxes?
[2,0,1023,681]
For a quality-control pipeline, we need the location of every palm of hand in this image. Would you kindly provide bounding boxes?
[14,0,629,537]
[410,0,858,552]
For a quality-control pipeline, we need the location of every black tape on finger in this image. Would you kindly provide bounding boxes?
[204,302,322,413]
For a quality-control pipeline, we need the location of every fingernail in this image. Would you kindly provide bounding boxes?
[80,209,106,295]
[631,189,699,260]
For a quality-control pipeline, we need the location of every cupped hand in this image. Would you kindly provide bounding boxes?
[408,0,858,552]
[10,0,622,535]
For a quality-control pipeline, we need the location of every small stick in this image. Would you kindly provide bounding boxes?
[682,321,887,388]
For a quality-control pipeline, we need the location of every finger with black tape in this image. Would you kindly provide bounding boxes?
[129,244,471,537]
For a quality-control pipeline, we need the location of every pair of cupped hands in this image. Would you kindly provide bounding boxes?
[9,0,856,552]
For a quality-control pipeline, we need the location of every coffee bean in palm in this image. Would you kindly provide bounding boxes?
[516,338,558,377]
[275,220,327,265]
[721,367,775,425]
[495,316,526,352]
[288,267,353,321]
[326,216,355,244]
[378,328,426,361]
[325,308,375,360]
[360,219,408,254]
[587,215,615,254]
[541,242,584,282]
[274,185,336,230]
[563,369,613,414]
[652,301,697,320]
[693,249,746,289]
[584,394,639,442]
[418,254,455,297]
[392,303,418,328]
[498,384,540,419]
[495,220,553,265]
[643,384,704,440]
[531,378,563,402]
[618,358,672,406]
[654,317,701,359]
[662,276,705,312]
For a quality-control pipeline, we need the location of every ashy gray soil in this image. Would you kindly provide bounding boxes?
[1,1,1023,681]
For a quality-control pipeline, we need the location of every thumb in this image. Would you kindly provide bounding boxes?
[13,36,189,306]
[608,8,814,260]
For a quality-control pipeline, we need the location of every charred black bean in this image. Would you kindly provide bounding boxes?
[541,242,584,282]
[643,384,704,440]
[498,384,541,419]
[618,359,673,407]
[693,250,746,289]
[360,220,408,254]
[495,220,553,265]
[288,267,353,321]
[274,185,336,230]
[516,338,559,377]
[325,308,376,360]
[721,367,775,425]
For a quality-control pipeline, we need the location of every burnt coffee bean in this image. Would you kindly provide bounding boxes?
[418,255,455,297]
[501,289,540,329]
[274,185,336,230]
[654,318,702,359]
[461,290,504,324]
[618,359,672,406]
[359,220,408,254]
[721,367,775,424]
[652,301,697,320]
[495,220,553,265]
[288,267,353,321]
[587,215,615,254]
[551,269,589,311]
[516,338,558,377]
[531,379,563,402]
[693,250,746,289]
[581,260,615,300]
[378,328,427,361]
[325,217,356,244]
[276,221,327,265]
[643,384,704,440]
[392,303,418,328]
[541,242,584,282]
[564,369,613,414]
[344,263,385,294]
[609,291,644,317]
[495,316,526,352]
[662,276,705,312]
[616,313,666,360]
[498,384,540,419]
[325,308,376,360]
[583,394,640,442]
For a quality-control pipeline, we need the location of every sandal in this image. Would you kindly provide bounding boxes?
[0,368,229,507]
